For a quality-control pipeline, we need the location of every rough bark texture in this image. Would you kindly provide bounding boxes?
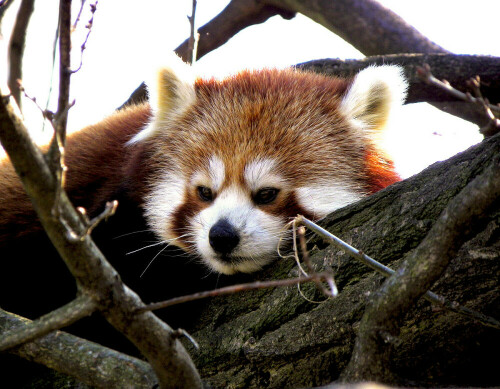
[0,309,158,389]
[173,133,500,388]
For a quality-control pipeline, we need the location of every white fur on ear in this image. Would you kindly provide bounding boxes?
[340,65,407,131]
[128,54,196,144]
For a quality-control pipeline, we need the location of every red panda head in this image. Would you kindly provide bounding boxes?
[129,57,407,275]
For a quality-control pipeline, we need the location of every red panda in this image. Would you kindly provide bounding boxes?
[0,58,406,277]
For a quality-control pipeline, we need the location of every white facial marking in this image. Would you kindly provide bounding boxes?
[244,158,286,192]
[296,184,364,220]
[208,155,225,192]
[192,186,283,274]
[145,171,186,241]
[190,155,225,192]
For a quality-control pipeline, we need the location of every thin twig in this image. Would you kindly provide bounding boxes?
[137,272,335,313]
[417,63,500,136]
[72,0,86,29]
[186,0,198,64]
[297,224,338,298]
[296,216,500,330]
[18,81,56,124]
[0,294,97,352]
[70,200,118,241]
[71,1,98,74]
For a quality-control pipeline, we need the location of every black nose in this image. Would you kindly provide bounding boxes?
[209,219,240,255]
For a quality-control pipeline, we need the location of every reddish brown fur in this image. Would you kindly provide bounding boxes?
[0,104,152,241]
[0,68,400,250]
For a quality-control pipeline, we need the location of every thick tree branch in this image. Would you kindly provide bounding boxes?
[0,308,158,388]
[265,0,447,55]
[341,156,500,382]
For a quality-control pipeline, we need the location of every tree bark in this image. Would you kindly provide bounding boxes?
[174,133,500,388]
[265,0,447,55]
[0,308,158,389]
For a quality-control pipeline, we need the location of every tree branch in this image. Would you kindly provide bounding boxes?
[0,308,158,388]
[298,54,500,126]
[341,156,500,382]
[0,85,201,388]
[139,272,335,313]
[0,294,96,352]
[265,0,447,55]
[122,0,296,107]
[7,0,35,110]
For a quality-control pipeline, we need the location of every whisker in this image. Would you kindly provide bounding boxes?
[113,229,151,239]
[140,244,170,278]
[126,240,167,255]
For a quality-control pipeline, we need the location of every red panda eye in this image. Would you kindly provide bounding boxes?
[197,186,214,202]
[254,188,279,205]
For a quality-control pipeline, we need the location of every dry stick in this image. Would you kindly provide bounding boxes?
[297,224,338,298]
[71,1,97,74]
[72,0,87,29]
[417,64,500,136]
[417,64,500,114]
[48,0,73,219]
[186,0,198,64]
[139,273,334,313]
[466,75,500,136]
[297,216,500,330]
[0,295,96,352]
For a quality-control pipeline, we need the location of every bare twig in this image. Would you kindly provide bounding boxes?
[0,294,96,352]
[47,0,73,220]
[18,81,56,123]
[417,64,500,136]
[176,0,295,63]
[186,0,198,64]
[297,216,500,330]
[417,64,500,114]
[71,1,97,74]
[466,75,500,136]
[71,200,118,241]
[0,0,16,24]
[138,272,335,313]
[297,223,338,298]
[72,0,86,29]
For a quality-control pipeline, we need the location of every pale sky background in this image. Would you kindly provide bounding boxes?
[1,1,498,177]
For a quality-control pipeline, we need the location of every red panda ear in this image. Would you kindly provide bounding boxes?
[128,55,196,144]
[340,65,407,131]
